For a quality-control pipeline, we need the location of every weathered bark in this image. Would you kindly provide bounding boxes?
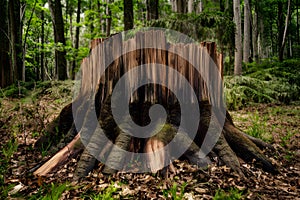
[48,0,68,80]
[233,0,242,75]
[0,0,13,88]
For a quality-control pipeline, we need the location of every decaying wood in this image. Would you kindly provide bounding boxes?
[35,30,278,179]
[34,133,82,177]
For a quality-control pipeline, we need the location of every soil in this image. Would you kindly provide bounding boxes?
[0,87,299,199]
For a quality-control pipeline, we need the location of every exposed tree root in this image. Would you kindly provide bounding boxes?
[33,133,82,177]
[34,99,278,180]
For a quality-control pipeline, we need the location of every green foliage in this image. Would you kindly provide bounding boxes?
[163,182,187,200]
[41,183,70,200]
[2,138,18,159]
[245,111,272,142]
[224,76,275,110]
[0,138,18,199]
[82,182,119,200]
[225,59,300,110]
[213,188,244,200]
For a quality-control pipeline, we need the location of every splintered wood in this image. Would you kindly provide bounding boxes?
[78,30,223,106]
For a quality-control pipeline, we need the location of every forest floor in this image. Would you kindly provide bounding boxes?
[0,81,299,199]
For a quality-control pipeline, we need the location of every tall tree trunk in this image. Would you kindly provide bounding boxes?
[0,0,13,88]
[9,0,24,81]
[279,0,291,62]
[187,0,193,13]
[124,0,133,31]
[41,9,45,81]
[48,0,68,80]
[170,0,177,12]
[297,0,299,45]
[197,1,203,13]
[176,0,187,13]
[106,0,112,36]
[220,0,225,12]
[147,0,159,20]
[233,0,242,75]
[277,1,284,61]
[72,0,81,80]
[243,0,250,63]
[252,3,258,62]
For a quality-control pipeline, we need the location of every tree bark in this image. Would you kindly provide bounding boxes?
[233,0,242,75]
[9,0,24,81]
[252,3,258,63]
[48,0,68,80]
[243,0,250,63]
[0,0,13,88]
[72,0,81,80]
[106,0,112,36]
[33,32,277,180]
[41,9,45,81]
[176,0,187,13]
[277,1,284,61]
[146,0,159,20]
[187,0,193,13]
[279,0,291,62]
[124,0,133,31]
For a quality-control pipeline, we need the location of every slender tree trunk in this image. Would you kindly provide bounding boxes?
[72,0,81,80]
[243,0,250,63]
[252,4,258,62]
[233,0,242,75]
[0,0,13,88]
[146,0,159,20]
[48,0,68,80]
[124,0,133,31]
[197,1,203,13]
[106,0,112,36]
[220,0,225,12]
[9,0,24,81]
[41,10,45,81]
[170,0,177,12]
[97,0,105,34]
[279,0,291,62]
[187,0,193,13]
[277,1,284,61]
[297,0,299,45]
[176,0,187,13]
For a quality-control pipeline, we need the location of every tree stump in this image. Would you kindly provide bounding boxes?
[34,30,277,180]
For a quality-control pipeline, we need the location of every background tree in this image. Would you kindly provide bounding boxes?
[124,0,134,30]
[48,0,68,80]
[147,0,159,20]
[279,0,291,62]
[9,0,24,81]
[243,0,250,63]
[233,0,242,75]
[71,0,81,79]
[0,0,13,88]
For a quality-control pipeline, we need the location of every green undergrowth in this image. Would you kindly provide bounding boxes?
[0,80,74,101]
[225,59,300,110]
[213,187,245,200]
